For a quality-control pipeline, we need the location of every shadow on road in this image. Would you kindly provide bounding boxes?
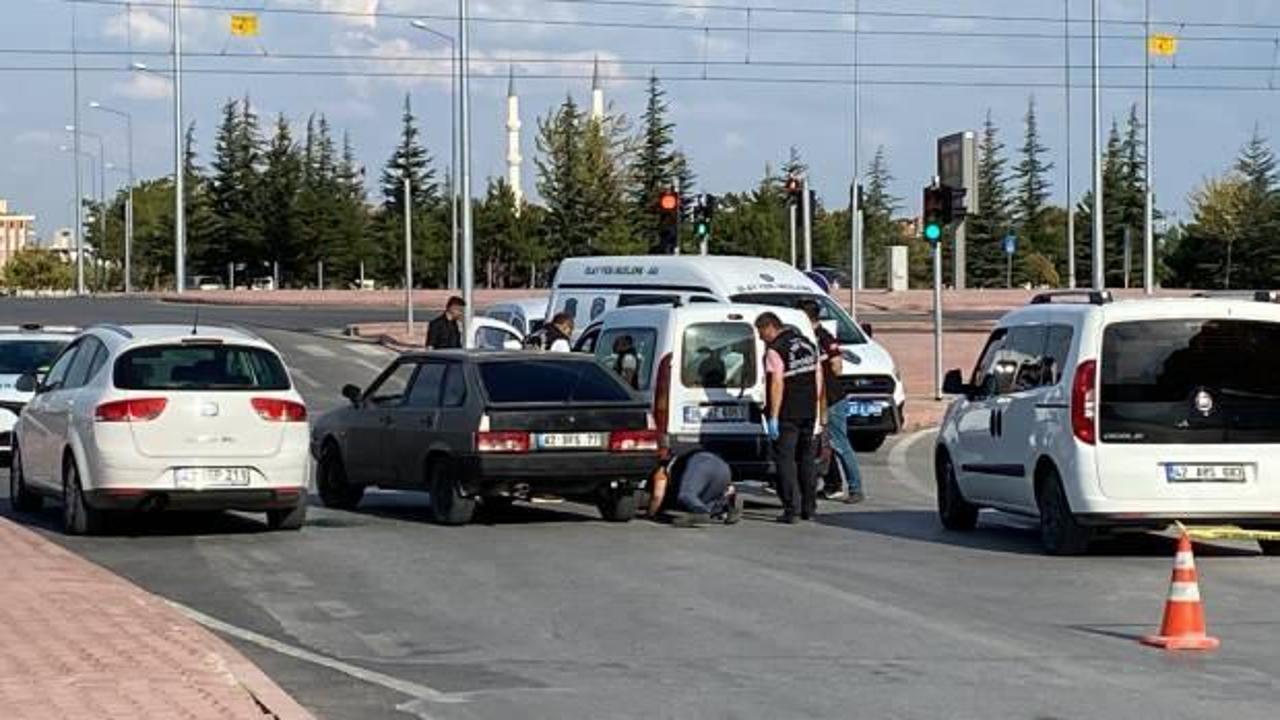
[348,491,600,527]
[1,504,273,538]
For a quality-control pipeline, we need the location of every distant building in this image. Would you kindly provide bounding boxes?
[46,227,93,263]
[0,199,35,271]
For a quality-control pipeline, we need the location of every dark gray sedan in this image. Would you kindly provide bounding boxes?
[311,351,660,525]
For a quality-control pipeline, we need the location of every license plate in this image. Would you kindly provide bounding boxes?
[174,467,252,489]
[684,404,749,424]
[536,432,606,450]
[1165,463,1248,483]
[847,401,885,418]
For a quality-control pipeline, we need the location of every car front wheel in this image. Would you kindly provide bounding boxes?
[9,443,42,513]
[430,461,476,526]
[62,457,106,536]
[1259,540,1280,557]
[936,452,978,531]
[1036,469,1092,556]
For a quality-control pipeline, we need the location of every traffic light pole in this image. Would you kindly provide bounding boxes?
[933,231,944,402]
[788,204,797,267]
[801,177,813,272]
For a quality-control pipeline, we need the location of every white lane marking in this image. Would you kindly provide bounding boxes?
[296,344,337,358]
[315,600,361,620]
[349,343,392,357]
[886,429,937,501]
[355,358,385,374]
[167,600,466,705]
[290,368,322,390]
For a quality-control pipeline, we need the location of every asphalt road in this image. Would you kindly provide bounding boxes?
[2,298,1278,720]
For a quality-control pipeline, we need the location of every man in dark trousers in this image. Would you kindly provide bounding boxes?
[800,300,864,503]
[755,312,826,524]
[646,450,744,527]
[426,296,464,350]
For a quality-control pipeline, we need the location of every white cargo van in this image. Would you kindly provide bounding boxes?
[551,255,905,450]
[583,304,818,481]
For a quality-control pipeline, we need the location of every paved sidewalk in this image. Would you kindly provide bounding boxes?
[0,518,314,720]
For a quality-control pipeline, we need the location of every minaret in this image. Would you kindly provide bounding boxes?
[590,55,605,121]
[505,66,524,208]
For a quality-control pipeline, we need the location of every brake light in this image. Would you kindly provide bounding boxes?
[653,353,673,431]
[609,429,660,453]
[1071,359,1097,445]
[476,431,530,453]
[95,398,167,423]
[251,398,308,422]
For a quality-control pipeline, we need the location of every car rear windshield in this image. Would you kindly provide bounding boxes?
[1100,319,1280,444]
[114,343,291,391]
[0,340,67,375]
[682,323,757,389]
[730,292,866,345]
[480,360,633,403]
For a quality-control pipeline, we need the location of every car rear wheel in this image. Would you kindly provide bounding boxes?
[1036,469,1092,556]
[62,457,106,536]
[9,443,42,513]
[430,461,475,526]
[852,433,887,453]
[317,445,364,510]
[597,489,637,522]
[1259,540,1280,556]
[267,501,307,531]
[936,452,978,531]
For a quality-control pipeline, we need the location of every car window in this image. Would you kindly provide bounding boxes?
[681,323,757,390]
[480,360,633,403]
[969,328,1008,398]
[618,294,679,308]
[406,363,445,408]
[562,298,579,322]
[476,326,519,351]
[65,338,106,389]
[589,297,608,321]
[0,340,68,376]
[42,342,82,390]
[1043,325,1074,385]
[575,327,601,354]
[442,363,467,407]
[84,340,109,384]
[999,325,1049,395]
[368,362,417,407]
[595,328,658,391]
[690,296,719,304]
[114,344,290,391]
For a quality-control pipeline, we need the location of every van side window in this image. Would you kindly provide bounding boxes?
[690,296,719,304]
[589,297,607,321]
[681,323,757,390]
[618,294,679,308]
[595,328,658,391]
[970,328,1008,398]
[1043,325,1074,385]
[562,298,579,323]
[999,325,1049,394]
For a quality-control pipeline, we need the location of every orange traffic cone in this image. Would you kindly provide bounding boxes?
[1141,533,1220,651]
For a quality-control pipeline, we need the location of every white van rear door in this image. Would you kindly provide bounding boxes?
[670,308,765,437]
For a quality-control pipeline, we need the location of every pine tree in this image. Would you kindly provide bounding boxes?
[377,95,445,286]
[629,74,678,246]
[1012,97,1056,283]
[209,97,264,275]
[862,146,900,287]
[330,131,370,287]
[380,95,437,215]
[260,114,303,284]
[1235,125,1278,197]
[579,110,637,255]
[966,111,1014,287]
[1230,128,1280,286]
[536,96,588,258]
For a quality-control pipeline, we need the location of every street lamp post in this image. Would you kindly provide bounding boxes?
[60,144,99,279]
[409,19,459,292]
[1090,0,1105,290]
[66,125,105,291]
[173,0,186,293]
[459,0,475,345]
[90,102,134,293]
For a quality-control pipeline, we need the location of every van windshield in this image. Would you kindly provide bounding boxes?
[682,323,757,389]
[730,292,867,345]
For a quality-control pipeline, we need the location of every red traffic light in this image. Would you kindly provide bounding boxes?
[658,191,680,212]
[784,176,801,195]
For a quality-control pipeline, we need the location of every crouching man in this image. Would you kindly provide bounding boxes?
[647,451,744,527]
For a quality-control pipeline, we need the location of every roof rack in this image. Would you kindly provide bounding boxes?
[1190,290,1280,303]
[0,324,79,334]
[1254,291,1280,303]
[91,324,134,339]
[1029,290,1114,306]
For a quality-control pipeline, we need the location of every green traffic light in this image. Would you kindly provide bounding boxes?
[695,222,709,237]
[924,223,942,242]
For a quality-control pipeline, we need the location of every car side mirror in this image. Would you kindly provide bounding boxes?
[15,373,38,394]
[942,369,971,397]
[341,384,363,406]
[860,322,875,339]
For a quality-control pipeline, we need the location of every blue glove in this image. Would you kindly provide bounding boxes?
[766,417,780,441]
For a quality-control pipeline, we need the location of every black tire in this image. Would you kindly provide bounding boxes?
[267,500,307,531]
[62,456,106,536]
[430,460,475,526]
[9,442,42,513]
[597,490,637,522]
[1036,468,1092,556]
[1259,540,1280,557]
[852,433,887,453]
[936,451,978,531]
[317,445,364,510]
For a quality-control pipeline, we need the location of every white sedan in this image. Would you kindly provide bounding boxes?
[9,324,310,535]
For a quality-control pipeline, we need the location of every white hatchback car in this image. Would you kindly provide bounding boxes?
[9,324,310,534]
[0,324,78,465]
[936,291,1280,555]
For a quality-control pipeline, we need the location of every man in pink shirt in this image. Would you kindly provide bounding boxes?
[755,312,826,523]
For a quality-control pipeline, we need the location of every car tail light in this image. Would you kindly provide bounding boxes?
[95,398,168,423]
[251,398,308,422]
[609,429,660,453]
[1071,359,1097,445]
[653,353,673,459]
[476,431,530,454]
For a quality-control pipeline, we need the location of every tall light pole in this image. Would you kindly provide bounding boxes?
[1143,0,1155,294]
[70,3,85,296]
[60,144,98,281]
[173,0,186,293]
[1064,0,1075,288]
[66,125,105,291]
[1090,0,1105,290]
[90,101,134,293]
[850,0,862,308]
[459,0,475,345]
[409,19,459,291]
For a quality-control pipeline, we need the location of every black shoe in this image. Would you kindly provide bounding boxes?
[776,513,798,525]
[800,510,816,521]
[844,491,866,505]
[671,512,711,528]
[724,494,744,525]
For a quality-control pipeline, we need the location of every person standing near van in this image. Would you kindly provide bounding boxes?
[524,312,575,352]
[800,300,864,504]
[426,296,465,350]
[755,312,825,524]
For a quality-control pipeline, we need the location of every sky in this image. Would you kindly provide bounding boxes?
[3,0,1280,241]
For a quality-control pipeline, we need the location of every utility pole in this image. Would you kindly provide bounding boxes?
[1143,0,1155,294]
[405,177,414,334]
[459,0,475,347]
[1065,0,1076,289]
[1090,0,1105,290]
[91,103,134,293]
[173,0,186,293]
[789,202,797,268]
[850,0,863,309]
[71,5,85,296]
[802,177,814,271]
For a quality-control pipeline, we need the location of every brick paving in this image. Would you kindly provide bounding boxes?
[0,519,313,720]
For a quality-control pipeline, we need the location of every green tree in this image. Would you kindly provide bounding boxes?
[536,96,588,258]
[260,114,304,283]
[329,131,371,287]
[1012,96,1057,282]
[862,146,901,287]
[475,178,540,288]
[208,97,264,275]
[377,95,446,286]
[629,74,678,247]
[965,110,1014,287]
[579,110,637,255]
[1,249,73,291]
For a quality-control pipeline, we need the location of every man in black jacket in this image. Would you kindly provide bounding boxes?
[426,296,465,350]
[755,312,826,524]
